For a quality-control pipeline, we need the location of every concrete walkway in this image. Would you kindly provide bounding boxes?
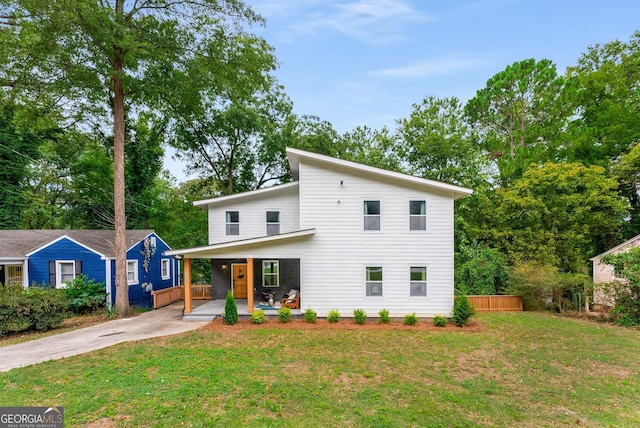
[0,302,208,372]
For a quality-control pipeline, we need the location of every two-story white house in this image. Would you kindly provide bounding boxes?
[167,147,473,318]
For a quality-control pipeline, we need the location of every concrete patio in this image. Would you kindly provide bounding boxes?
[183,299,300,321]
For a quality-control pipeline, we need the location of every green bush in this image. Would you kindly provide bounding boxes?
[303,308,317,323]
[433,315,447,327]
[456,244,510,295]
[353,308,367,324]
[224,290,238,325]
[506,263,591,312]
[453,295,476,327]
[65,275,106,314]
[327,309,340,323]
[0,285,70,336]
[403,313,418,325]
[278,306,292,323]
[378,308,390,324]
[251,309,265,324]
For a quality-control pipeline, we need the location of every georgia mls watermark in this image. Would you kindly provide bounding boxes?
[0,407,64,428]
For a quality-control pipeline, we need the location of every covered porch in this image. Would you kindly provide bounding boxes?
[165,229,314,321]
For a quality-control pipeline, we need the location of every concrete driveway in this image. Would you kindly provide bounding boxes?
[0,302,208,372]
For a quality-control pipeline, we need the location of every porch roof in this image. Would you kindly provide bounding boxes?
[164,228,316,259]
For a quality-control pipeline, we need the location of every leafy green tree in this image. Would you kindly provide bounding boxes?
[0,104,42,228]
[340,126,401,171]
[465,59,569,184]
[397,96,485,187]
[0,0,267,316]
[484,162,628,272]
[456,244,510,295]
[565,31,640,167]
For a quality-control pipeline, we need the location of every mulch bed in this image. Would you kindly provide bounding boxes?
[200,317,485,332]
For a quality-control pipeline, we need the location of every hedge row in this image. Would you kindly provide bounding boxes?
[0,285,70,336]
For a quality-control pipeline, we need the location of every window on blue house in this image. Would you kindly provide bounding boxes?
[161,259,170,280]
[56,260,75,288]
[127,260,139,285]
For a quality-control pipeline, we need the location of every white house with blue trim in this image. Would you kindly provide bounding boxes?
[167,147,473,318]
[0,230,178,307]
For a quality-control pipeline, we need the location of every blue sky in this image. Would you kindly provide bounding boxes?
[166,0,640,181]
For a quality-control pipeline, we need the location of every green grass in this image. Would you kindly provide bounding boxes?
[1,312,640,427]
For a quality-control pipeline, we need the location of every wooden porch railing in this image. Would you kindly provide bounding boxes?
[191,284,212,300]
[467,295,523,312]
[153,284,213,309]
[153,285,184,309]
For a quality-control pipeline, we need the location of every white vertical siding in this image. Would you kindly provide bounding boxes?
[207,185,300,244]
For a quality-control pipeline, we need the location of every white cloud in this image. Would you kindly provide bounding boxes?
[282,0,431,42]
[371,56,490,78]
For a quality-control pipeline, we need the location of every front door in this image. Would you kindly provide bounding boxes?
[232,263,248,299]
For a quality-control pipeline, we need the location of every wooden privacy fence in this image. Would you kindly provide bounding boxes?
[153,285,184,309]
[467,295,523,312]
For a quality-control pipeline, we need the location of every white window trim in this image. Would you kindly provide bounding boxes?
[55,260,75,289]
[409,266,428,297]
[409,199,427,232]
[266,210,280,236]
[262,260,280,288]
[226,210,240,236]
[364,265,384,297]
[161,258,170,280]
[127,259,139,285]
[363,199,382,232]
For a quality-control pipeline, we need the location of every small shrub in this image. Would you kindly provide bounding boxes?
[453,295,476,327]
[251,309,265,324]
[65,275,106,314]
[433,315,447,327]
[378,308,391,324]
[224,291,238,325]
[327,309,340,323]
[278,306,292,323]
[403,313,418,325]
[0,285,69,336]
[303,308,317,323]
[353,308,367,324]
[105,306,119,320]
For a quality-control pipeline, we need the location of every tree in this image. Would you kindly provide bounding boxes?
[565,31,640,167]
[484,162,628,272]
[465,59,569,184]
[0,104,43,228]
[397,96,485,188]
[340,126,400,171]
[1,0,268,316]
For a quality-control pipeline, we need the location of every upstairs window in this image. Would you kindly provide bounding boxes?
[410,266,427,296]
[410,200,426,231]
[366,266,383,296]
[263,260,279,287]
[266,211,280,236]
[364,200,381,231]
[226,211,239,235]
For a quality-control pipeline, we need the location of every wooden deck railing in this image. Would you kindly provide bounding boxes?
[467,295,523,312]
[153,286,184,309]
[191,284,212,300]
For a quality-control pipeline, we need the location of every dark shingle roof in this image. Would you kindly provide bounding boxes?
[0,230,155,258]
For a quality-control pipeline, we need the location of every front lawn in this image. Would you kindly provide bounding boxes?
[1,312,639,427]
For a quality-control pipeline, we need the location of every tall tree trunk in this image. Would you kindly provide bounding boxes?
[113,49,130,317]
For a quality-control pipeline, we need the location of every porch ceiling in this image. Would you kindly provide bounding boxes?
[164,228,315,259]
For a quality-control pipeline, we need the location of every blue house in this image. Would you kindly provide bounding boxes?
[0,230,179,307]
